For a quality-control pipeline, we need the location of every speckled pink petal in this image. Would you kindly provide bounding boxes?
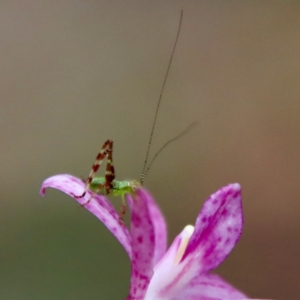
[40,174,132,258]
[173,273,247,300]
[182,183,243,273]
[127,189,156,300]
[139,189,167,265]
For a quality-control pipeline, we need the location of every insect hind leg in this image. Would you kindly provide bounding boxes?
[75,140,114,199]
[104,141,115,194]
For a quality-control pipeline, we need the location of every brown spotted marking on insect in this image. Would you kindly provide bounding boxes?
[75,140,115,200]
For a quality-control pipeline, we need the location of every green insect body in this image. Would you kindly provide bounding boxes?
[90,177,140,199]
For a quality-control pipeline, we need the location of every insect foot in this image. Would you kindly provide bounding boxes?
[74,191,86,199]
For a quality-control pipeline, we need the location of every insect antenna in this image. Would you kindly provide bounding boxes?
[144,122,196,179]
[140,10,183,185]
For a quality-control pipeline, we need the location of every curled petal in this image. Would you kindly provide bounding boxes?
[127,189,156,300]
[173,273,247,300]
[183,183,243,273]
[40,174,132,258]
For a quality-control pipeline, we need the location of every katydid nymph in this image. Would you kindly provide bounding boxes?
[75,11,192,218]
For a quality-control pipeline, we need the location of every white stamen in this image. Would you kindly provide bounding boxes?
[173,225,194,265]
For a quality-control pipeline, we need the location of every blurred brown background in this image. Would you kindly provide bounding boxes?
[1,1,299,299]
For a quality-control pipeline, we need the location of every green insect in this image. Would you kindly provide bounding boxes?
[75,11,191,218]
[75,139,141,217]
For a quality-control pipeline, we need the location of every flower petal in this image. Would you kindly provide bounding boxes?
[127,189,156,300]
[182,183,243,273]
[40,174,132,258]
[173,273,247,300]
[144,225,195,300]
[140,189,167,265]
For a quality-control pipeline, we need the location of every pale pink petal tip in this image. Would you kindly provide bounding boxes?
[40,174,132,258]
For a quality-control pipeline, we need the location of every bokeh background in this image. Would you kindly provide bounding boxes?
[1,1,300,299]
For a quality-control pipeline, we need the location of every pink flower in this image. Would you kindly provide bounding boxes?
[40,174,247,300]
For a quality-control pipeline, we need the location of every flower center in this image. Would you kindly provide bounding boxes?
[174,225,194,265]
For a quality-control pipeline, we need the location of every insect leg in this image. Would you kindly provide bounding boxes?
[75,140,112,199]
[99,141,126,221]
[88,140,115,198]
[104,140,115,194]
[80,141,116,206]
[104,143,126,221]
[119,197,127,221]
